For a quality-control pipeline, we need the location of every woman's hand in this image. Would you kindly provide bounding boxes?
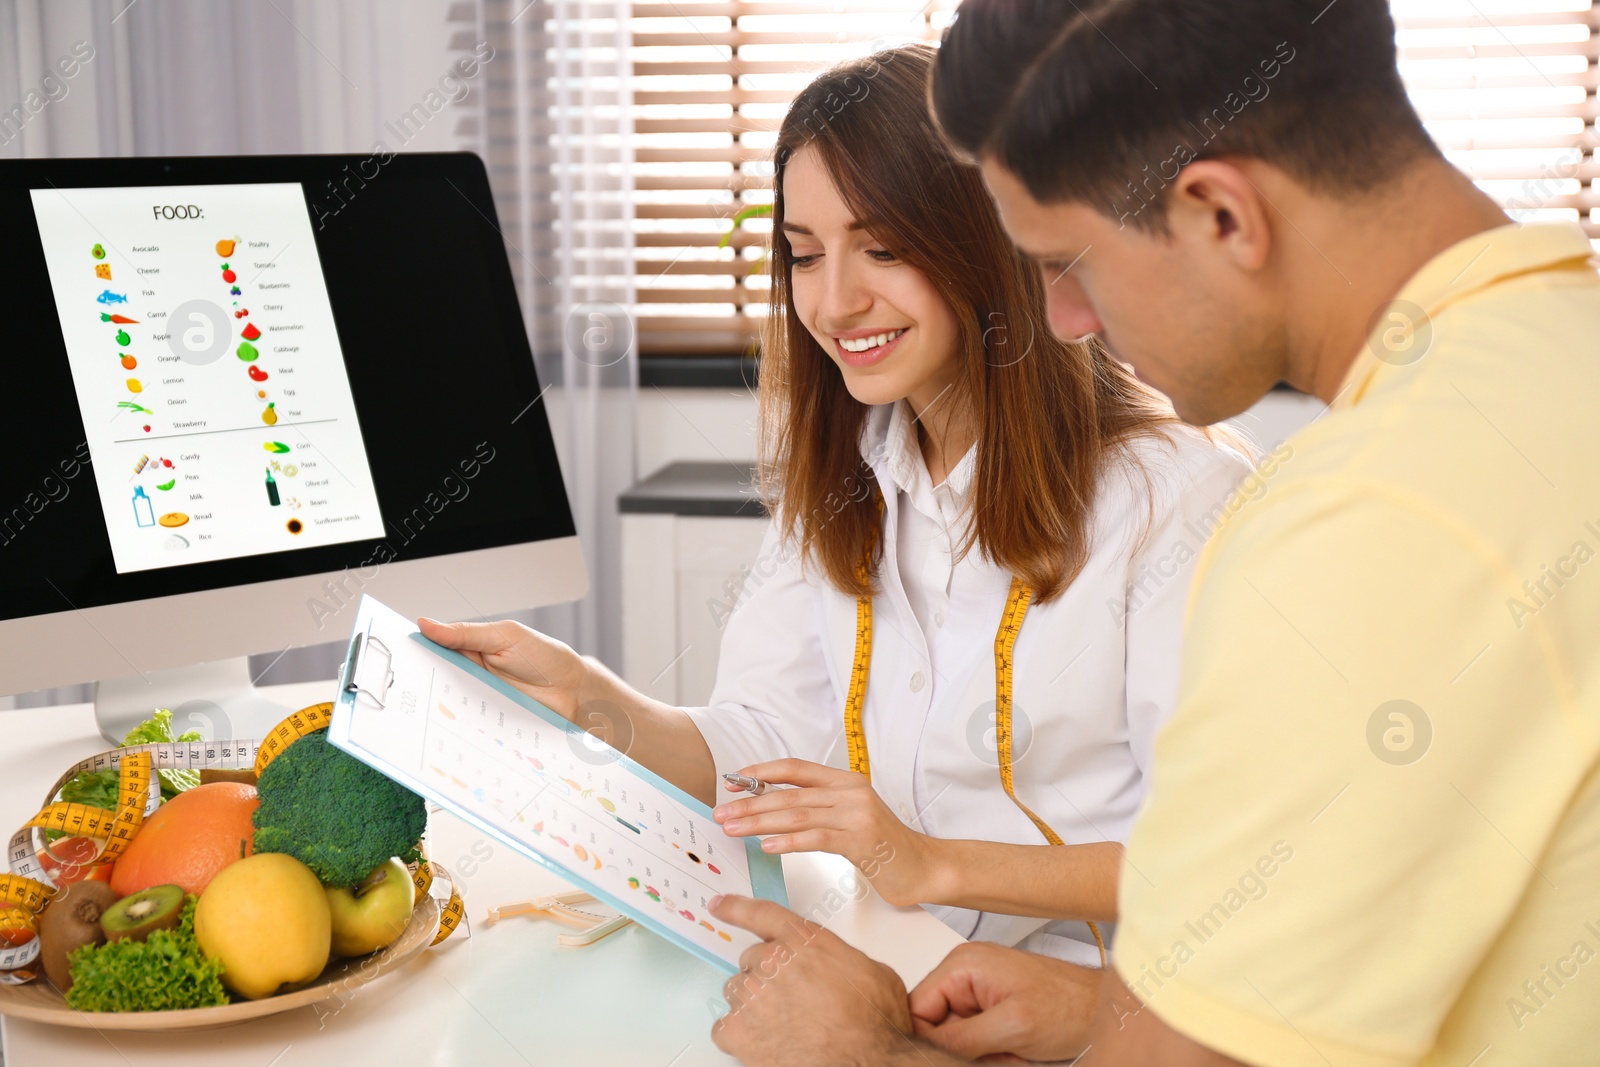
[713,758,946,907]
[418,617,592,720]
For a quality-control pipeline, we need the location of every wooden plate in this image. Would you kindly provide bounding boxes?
[0,894,439,1031]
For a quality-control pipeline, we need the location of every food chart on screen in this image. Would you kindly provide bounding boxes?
[29,182,384,573]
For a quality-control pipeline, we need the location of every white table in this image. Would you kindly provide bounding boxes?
[0,682,962,1066]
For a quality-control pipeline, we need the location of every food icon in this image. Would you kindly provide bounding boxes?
[221,264,237,284]
[265,469,280,507]
[131,487,154,527]
[115,329,131,346]
[100,313,138,324]
[96,290,128,305]
[118,401,152,415]
[247,365,268,382]
[120,354,136,369]
[229,285,241,296]
[163,534,189,551]
[286,518,303,535]
[158,512,189,528]
[126,379,142,393]
[236,341,258,362]
[261,402,277,426]
[131,455,150,476]
[155,479,175,492]
[95,263,112,280]
[91,244,106,260]
[240,323,261,342]
[234,307,250,319]
[216,240,236,257]
[264,441,289,453]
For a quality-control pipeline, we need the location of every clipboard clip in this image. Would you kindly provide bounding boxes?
[343,632,395,708]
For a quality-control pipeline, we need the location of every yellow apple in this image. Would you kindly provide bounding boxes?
[195,852,331,1000]
[326,857,415,957]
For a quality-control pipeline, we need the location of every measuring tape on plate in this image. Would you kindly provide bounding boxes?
[1,749,168,981]
[844,571,1107,968]
[410,854,467,946]
[252,700,337,776]
[1,703,464,984]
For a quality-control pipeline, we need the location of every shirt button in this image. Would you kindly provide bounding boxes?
[910,671,926,693]
[934,610,945,627]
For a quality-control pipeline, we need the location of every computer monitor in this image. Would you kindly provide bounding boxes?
[0,152,586,742]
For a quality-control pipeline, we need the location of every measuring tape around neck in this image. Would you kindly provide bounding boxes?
[844,571,1107,967]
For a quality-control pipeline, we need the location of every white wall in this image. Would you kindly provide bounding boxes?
[636,387,761,479]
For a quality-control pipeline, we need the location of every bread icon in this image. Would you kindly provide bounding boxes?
[157,512,189,528]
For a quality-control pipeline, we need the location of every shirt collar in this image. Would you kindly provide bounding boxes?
[859,400,977,499]
[1336,222,1596,410]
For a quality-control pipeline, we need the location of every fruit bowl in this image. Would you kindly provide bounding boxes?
[0,893,439,1031]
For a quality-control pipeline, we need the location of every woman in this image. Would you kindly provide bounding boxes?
[423,44,1250,966]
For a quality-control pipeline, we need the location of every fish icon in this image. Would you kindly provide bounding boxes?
[96,290,128,305]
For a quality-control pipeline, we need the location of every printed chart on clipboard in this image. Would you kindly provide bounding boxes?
[327,595,787,973]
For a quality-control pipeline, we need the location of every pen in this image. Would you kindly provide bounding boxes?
[721,771,770,797]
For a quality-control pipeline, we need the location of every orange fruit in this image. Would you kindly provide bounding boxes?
[110,782,258,898]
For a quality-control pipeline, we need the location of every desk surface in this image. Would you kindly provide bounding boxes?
[0,682,960,1066]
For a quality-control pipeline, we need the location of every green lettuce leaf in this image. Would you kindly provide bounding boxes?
[64,896,229,1012]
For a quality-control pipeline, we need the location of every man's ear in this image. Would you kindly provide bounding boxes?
[1167,160,1273,271]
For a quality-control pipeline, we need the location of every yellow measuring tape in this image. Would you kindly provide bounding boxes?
[253,700,339,776]
[1,704,464,984]
[845,573,1107,967]
[0,751,159,981]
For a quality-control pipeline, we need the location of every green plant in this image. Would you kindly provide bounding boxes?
[719,203,773,251]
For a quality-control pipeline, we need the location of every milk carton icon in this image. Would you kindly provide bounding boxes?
[132,485,155,527]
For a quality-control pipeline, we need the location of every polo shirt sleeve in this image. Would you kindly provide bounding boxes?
[683,522,847,781]
[1114,481,1591,1067]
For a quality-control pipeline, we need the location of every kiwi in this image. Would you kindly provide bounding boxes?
[100,884,185,944]
[38,881,119,993]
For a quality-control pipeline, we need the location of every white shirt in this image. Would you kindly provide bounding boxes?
[687,401,1251,965]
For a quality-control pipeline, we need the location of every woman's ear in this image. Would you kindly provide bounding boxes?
[1167,160,1273,272]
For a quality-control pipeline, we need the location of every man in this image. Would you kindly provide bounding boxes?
[706,0,1600,1064]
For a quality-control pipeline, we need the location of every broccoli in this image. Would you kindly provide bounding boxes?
[251,729,426,888]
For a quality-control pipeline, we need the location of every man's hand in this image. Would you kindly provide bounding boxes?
[713,759,944,906]
[910,942,1101,1063]
[709,894,931,1066]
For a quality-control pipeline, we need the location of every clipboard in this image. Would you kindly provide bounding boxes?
[327,595,786,974]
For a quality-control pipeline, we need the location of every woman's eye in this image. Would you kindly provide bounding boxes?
[868,249,898,263]
[791,253,821,269]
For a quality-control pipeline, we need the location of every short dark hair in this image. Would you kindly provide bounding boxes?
[932,0,1439,231]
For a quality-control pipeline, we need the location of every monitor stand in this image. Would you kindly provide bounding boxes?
[94,656,298,747]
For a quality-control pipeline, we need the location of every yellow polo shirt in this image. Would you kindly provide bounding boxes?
[1115,222,1600,1066]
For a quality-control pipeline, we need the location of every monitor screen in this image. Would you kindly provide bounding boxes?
[0,153,573,621]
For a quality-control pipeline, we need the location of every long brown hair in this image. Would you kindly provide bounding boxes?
[759,43,1184,602]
